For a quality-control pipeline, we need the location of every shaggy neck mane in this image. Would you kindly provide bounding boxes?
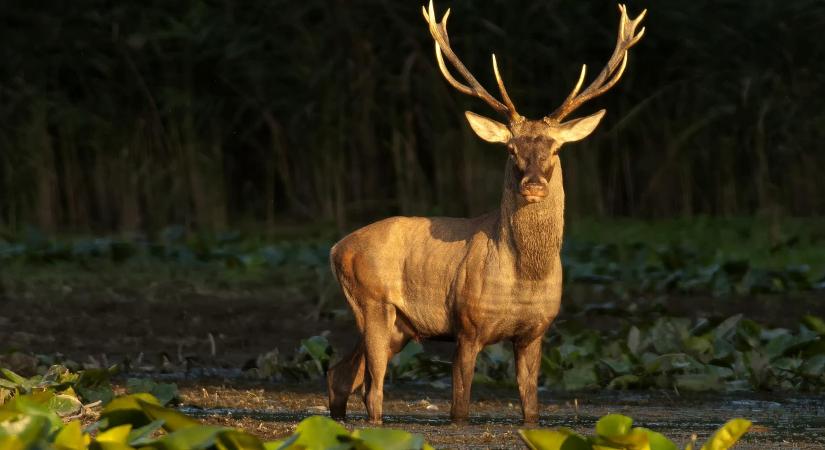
[496,159,565,280]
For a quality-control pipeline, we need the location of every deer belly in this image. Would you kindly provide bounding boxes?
[392,288,453,339]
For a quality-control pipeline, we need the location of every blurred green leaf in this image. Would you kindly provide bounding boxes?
[519,428,590,450]
[126,378,178,406]
[47,394,82,417]
[596,414,633,438]
[700,419,751,450]
[53,420,89,449]
[563,364,598,391]
[100,393,160,429]
[637,427,679,450]
[137,399,200,432]
[289,416,349,450]
[802,315,825,335]
[127,419,165,446]
[351,428,426,450]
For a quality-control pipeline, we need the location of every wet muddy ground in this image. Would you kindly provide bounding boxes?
[2,268,822,368]
[176,382,825,449]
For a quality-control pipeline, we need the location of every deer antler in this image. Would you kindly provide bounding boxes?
[546,4,646,123]
[422,1,522,123]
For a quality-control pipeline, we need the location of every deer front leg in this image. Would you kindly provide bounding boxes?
[514,336,542,424]
[451,338,482,423]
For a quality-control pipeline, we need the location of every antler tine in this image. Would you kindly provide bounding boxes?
[492,54,519,119]
[546,4,646,123]
[423,1,521,122]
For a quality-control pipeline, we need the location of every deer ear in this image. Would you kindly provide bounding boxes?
[555,109,606,143]
[465,111,512,144]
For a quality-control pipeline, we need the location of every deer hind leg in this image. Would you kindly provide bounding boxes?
[361,302,409,424]
[327,338,366,420]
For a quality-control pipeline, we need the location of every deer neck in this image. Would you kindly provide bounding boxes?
[497,158,565,280]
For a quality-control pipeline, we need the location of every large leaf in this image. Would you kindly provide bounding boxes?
[126,378,179,406]
[137,399,201,432]
[712,315,742,341]
[607,374,640,390]
[264,433,299,450]
[0,369,27,386]
[301,336,332,365]
[216,429,266,450]
[636,428,678,450]
[53,420,91,450]
[390,341,424,375]
[96,424,132,444]
[563,365,598,391]
[351,428,425,450]
[700,419,751,450]
[100,393,160,429]
[76,385,115,405]
[48,394,83,417]
[0,415,52,448]
[152,425,229,450]
[596,414,633,438]
[127,419,166,446]
[674,374,721,392]
[289,416,349,450]
[519,428,590,450]
[0,436,25,450]
[1,395,62,432]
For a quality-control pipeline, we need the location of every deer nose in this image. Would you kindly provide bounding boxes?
[519,179,547,201]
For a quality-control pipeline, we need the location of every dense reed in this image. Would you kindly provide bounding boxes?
[1,0,824,234]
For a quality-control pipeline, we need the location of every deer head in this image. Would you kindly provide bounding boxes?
[423,1,646,203]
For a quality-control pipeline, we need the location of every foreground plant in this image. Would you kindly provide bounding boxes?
[520,413,751,450]
[0,368,753,450]
[0,365,178,409]
[0,391,434,450]
[0,399,750,450]
[252,313,825,395]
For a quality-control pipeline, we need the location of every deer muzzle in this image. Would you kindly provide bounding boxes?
[519,180,548,203]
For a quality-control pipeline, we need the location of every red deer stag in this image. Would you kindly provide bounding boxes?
[327,1,645,424]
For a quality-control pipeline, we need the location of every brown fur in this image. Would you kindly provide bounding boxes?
[327,147,564,425]
[327,1,644,425]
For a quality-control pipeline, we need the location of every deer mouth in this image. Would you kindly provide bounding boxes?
[520,187,547,203]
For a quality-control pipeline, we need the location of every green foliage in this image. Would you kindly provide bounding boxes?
[519,414,751,450]
[540,314,825,392]
[0,365,113,411]
[0,366,179,413]
[3,219,824,296]
[8,405,745,450]
[248,336,334,382]
[1,391,270,450]
[698,419,752,450]
[0,365,757,450]
[0,231,333,277]
[0,391,434,450]
[125,379,179,407]
[249,314,825,392]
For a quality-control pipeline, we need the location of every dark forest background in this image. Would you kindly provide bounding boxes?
[1,0,824,235]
